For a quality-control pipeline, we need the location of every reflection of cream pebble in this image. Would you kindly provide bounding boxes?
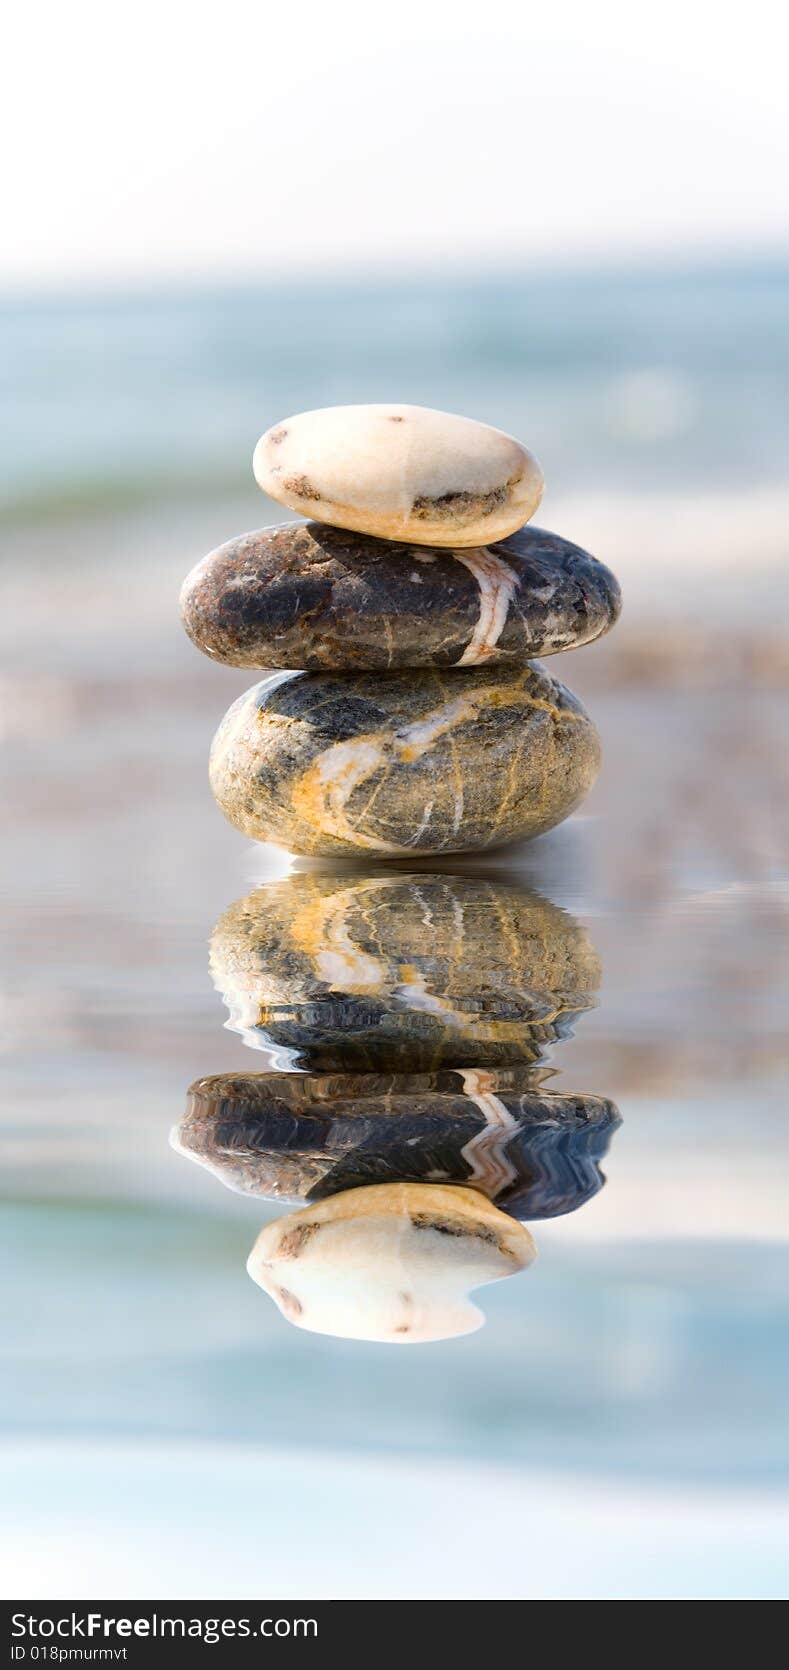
[253,404,543,547]
[247,1182,536,1344]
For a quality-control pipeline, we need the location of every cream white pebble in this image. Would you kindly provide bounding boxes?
[253,402,544,547]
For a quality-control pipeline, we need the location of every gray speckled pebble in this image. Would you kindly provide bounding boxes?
[181,521,621,672]
[209,661,600,856]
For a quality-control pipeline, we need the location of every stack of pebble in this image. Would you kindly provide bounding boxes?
[176,404,623,1342]
[180,403,622,856]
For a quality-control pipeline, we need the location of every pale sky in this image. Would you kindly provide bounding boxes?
[3,0,788,287]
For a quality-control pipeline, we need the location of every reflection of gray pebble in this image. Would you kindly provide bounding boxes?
[209,872,601,1071]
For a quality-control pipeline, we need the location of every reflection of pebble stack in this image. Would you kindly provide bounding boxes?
[171,872,621,1343]
[180,403,621,857]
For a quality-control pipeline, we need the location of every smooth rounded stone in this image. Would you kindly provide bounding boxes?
[175,1068,621,1221]
[247,1182,536,1343]
[252,403,543,548]
[180,521,621,673]
[209,662,600,857]
[209,872,600,1072]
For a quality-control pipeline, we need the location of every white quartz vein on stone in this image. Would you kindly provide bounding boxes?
[314,737,382,789]
[453,548,520,665]
[292,689,502,852]
[288,673,582,854]
[395,695,476,755]
[405,800,435,844]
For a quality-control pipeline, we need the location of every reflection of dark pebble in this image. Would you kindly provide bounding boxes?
[174,1068,621,1221]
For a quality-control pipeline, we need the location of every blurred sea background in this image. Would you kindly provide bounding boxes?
[2,262,789,1597]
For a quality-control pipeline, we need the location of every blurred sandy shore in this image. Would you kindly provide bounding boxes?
[3,486,789,874]
[4,483,789,673]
